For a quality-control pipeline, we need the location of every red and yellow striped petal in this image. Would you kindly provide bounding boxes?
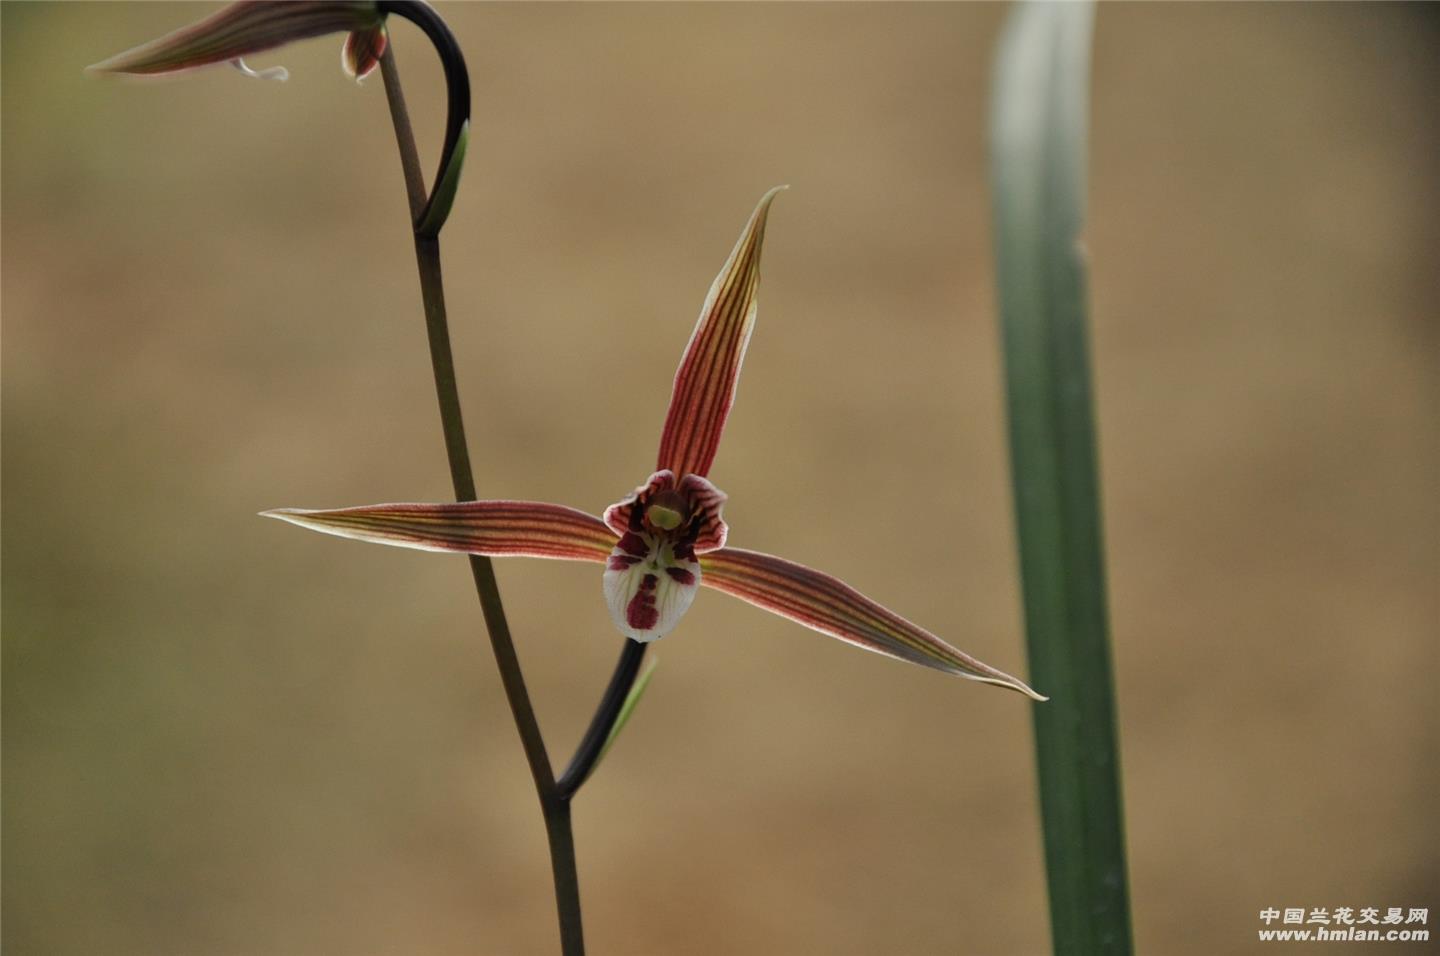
[262,500,617,562]
[698,547,1045,699]
[87,1,381,77]
[656,186,785,480]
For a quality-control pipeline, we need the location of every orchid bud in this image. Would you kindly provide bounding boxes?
[87,1,383,80]
[342,24,389,82]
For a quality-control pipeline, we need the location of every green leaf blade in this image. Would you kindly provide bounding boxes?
[989,3,1133,954]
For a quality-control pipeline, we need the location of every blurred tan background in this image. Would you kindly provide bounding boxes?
[4,3,1436,954]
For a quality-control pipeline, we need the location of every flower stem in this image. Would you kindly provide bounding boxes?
[377,40,585,956]
[557,639,647,799]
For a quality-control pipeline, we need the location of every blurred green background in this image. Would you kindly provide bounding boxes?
[4,3,1436,954]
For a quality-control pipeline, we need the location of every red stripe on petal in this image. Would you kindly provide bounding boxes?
[262,500,617,562]
[656,187,784,480]
[698,547,1045,699]
[677,473,728,553]
[603,470,676,537]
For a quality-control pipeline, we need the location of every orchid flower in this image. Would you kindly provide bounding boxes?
[266,188,1045,700]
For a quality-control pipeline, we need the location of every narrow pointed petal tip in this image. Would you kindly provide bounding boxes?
[655,186,788,480]
[87,1,382,78]
[698,547,1046,701]
[261,500,618,563]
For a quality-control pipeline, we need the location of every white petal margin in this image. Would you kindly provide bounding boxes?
[603,535,702,642]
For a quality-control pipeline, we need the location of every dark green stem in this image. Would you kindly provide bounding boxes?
[377,0,470,236]
[377,40,585,956]
[557,639,646,799]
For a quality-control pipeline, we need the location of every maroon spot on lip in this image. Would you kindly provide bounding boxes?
[626,574,660,630]
[617,532,649,557]
[666,566,695,586]
[608,555,640,571]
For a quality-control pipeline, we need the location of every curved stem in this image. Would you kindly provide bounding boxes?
[378,41,585,956]
[558,639,647,799]
[377,0,470,236]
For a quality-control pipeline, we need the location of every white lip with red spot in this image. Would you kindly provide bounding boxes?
[600,469,726,642]
[603,531,701,642]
